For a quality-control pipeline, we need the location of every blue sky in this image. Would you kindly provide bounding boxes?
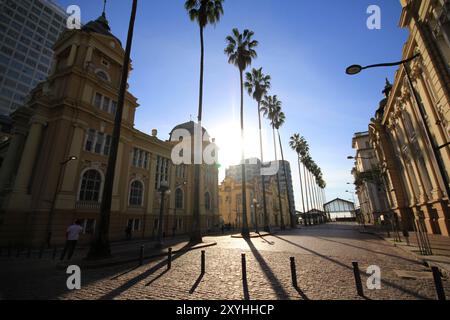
[57,0,409,209]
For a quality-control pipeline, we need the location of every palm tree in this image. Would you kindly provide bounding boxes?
[225,28,258,238]
[261,95,285,230]
[244,67,271,232]
[301,154,313,224]
[290,134,306,223]
[185,0,224,244]
[273,111,296,228]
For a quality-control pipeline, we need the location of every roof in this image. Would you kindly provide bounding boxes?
[81,13,122,46]
[323,198,355,207]
[169,121,209,140]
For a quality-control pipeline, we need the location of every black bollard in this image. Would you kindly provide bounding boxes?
[167,248,172,270]
[201,250,205,274]
[241,253,247,279]
[38,245,44,259]
[290,257,298,288]
[352,262,364,297]
[431,267,446,300]
[139,245,144,266]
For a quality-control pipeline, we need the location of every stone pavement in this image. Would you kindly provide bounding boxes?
[1,223,449,300]
[360,225,450,277]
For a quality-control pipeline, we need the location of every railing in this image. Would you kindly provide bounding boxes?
[76,201,100,210]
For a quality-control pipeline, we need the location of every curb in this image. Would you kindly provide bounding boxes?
[57,241,217,270]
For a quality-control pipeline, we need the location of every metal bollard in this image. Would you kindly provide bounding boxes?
[352,262,364,297]
[241,253,247,279]
[139,245,144,266]
[38,245,44,259]
[290,257,298,288]
[167,248,172,270]
[431,267,446,300]
[201,250,205,274]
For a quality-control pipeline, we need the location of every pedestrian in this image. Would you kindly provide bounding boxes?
[60,220,83,261]
[125,225,132,240]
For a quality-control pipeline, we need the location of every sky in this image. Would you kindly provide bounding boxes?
[56,0,409,210]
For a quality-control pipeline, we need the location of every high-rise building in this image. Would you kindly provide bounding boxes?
[0,0,67,115]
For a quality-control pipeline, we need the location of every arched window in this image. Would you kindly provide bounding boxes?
[205,192,211,210]
[79,169,102,202]
[175,188,183,209]
[95,69,111,82]
[129,180,144,206]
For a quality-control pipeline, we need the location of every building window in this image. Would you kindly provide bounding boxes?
[92,92,116,114]
[175,188,184,209]
[80,219,96,234]
[85,129,112,156]
[79,169,102,202]
[132,148,150,169]
[176,164,186,178]
[205,192,211,210]
[129,180,144,206]
[155,156,170,189]
[128,219,141,231]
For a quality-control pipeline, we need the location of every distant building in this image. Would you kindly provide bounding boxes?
[0,0,68,115]
[351,131,390,225]
[324,198,356,221]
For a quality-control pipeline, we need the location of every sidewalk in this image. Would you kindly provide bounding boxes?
[360,225,450,277]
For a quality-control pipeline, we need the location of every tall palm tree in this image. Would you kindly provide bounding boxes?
[244,67,271,232]
[261,95,285,230]
[185,0,224,244]
[225,28,258,238]
[273,111,296,228]
[301,154,313,223]
[290,134,306,223]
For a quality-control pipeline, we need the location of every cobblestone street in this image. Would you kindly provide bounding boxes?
[1,223,449,300]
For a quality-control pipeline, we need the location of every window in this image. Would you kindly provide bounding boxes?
[81,219,96,234]
[127,219,140,231]
[96,70,110,82]
[129,180,144,206]
[175,188,183,209]
[205,192,211,210]
[84,129,112,156]
[79,169,102,202]
[132,148,150,169]
[176,164,186,178]
[155,156,170,189]
[92,92,116,114]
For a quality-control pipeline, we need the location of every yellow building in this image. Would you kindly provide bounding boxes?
[219,174,290,230]
[0,14,219,247]
[369,0,450,236]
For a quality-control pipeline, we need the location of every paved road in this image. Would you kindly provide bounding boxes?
[1,223,449,300]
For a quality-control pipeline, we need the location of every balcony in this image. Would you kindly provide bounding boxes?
[76,201,101,210]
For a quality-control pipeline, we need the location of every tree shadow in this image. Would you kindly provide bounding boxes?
[259,235,275,245]
[271,235,432,300]
[100,243,192,300]
[244,238,290,300]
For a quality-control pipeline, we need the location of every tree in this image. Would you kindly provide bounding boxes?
[290,134,306,220]
[225,28,258,238]
[244,67,271,232]
[261,95,286,230]
[185,0,224,244]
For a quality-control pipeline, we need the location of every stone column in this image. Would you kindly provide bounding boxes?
[12,117,47,194]
[67,44,78,67]
[60,123,86,193]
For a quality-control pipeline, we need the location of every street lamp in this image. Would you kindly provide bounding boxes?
[346,53,450,201]
[46,156,78,247]
[156,181,170,248]
[251,198,260,234]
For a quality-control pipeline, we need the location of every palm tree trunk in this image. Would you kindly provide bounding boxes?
[87,0,138,260]
[277,130,295,228]
[240,70,249,237]
[190,25,205,244]
[303,163,309,225]
[297,157,305,215]
[307,170,314,223]
[272,128,284,230]
[257,101,269,232]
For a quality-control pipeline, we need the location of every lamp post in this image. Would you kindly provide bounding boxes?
[46,156,77,247]
[156,181,170,248]
[346,53,450,202]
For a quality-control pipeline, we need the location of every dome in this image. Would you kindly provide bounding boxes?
[170,121,210,141]
[81,13,122,46]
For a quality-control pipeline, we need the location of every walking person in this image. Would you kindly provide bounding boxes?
[60,220,83,261]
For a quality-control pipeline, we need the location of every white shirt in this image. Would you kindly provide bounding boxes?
[67,224,83,241]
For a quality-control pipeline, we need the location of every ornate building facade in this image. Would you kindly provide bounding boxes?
[0,14,219,247]
[369,0,450,236]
